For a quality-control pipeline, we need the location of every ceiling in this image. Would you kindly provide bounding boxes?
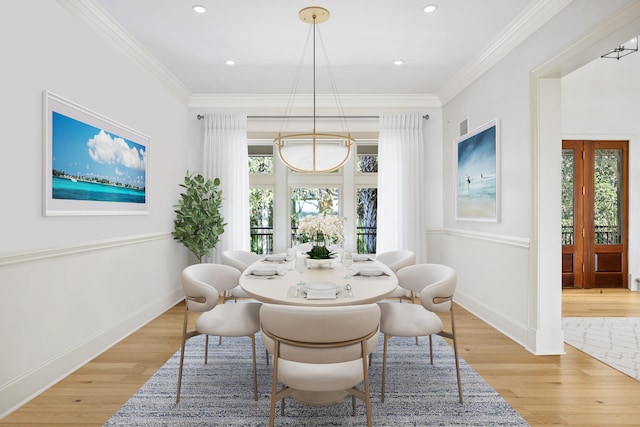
[94,0,539,98]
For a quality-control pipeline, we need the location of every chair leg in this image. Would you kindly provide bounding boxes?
[362,342,372,427]
[269,343,280,427]
[381,334,391,403]
[412,294,419,345]
[450,308,463,404]
[429,335,434,365]
[251,334,258,401]
[351,395,356,416]
[176,306,189,404]
[204,335,210,364]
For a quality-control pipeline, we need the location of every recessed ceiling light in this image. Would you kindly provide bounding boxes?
[225,60,235,65]
[423,4,437,13]
[394,60,404,65]
[192,5,207,14]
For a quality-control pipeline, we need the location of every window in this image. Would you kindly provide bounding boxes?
[355,144,378,253]
[249,144,275,254]
[249,140,378,254]
[291,187,340,245]
[250,188,273,254]
[357,187,377,253]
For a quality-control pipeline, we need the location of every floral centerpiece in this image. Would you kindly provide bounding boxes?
[297,213,344,259]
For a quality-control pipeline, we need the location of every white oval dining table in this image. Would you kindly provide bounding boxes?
[239,256,398,306]
[240,255,397,405]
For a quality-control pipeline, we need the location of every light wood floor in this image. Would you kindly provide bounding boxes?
[2,288,640,426]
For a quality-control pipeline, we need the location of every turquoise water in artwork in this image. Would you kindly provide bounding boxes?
[457,174,496,218]
[52,176,145,203]
[457,174,496,202]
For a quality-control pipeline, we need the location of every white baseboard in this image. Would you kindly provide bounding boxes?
[0,289,183,419]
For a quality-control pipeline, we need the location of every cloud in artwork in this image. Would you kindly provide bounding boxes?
[87,130,145,170]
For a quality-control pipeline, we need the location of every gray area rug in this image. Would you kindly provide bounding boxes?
[563,317,640,381]
[104,333,528,426]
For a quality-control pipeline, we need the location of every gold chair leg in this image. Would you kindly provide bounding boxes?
[429,335,434,365]
[251,334,258,401]
[450,308,463,404]
[362,342,372,427]
[381,334,391,403]
[176,306,189,404]
[204,335,209,364]
[269,343,280,427]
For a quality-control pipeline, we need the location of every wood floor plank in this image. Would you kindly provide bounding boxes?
[2,289,640,426]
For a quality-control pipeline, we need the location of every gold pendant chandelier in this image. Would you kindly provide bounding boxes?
[274,7,355,173]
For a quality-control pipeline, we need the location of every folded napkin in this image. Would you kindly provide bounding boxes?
[350,266,387,277]
[248,265,287,276]
[351,253,371,262]
[264,254,287,263]
[306,289,337,299]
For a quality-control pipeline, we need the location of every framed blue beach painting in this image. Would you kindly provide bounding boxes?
[454,119,500,222]
[43,91,149,215]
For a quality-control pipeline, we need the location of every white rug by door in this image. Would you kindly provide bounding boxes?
[562,317,640,381]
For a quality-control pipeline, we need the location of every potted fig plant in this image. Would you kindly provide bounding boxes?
[172,171,226,262]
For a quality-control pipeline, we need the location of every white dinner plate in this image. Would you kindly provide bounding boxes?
[357,266,384,276]
[305,281,337,291]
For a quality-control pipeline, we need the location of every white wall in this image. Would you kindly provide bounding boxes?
[440,0,638,354]
[562,50,640,290]
[0,1,192,416]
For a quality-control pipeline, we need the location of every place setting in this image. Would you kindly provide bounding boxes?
[244,264,287,279]
[348,264,390,279]
[287,281,353,300]
[261,253,294,263]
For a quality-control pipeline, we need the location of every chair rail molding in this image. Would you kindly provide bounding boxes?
[433,228,530,249]
[0,232,171,267]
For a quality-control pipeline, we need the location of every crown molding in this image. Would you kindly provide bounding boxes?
[58,0,568,112]
[437,0,573,105]
[532,1,640,78]
[189,93,441,110]
[57,0,192,106]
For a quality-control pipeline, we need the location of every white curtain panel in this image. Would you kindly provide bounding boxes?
[203,114,250,262]
[377,114,427,262]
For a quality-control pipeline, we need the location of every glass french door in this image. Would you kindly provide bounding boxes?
[562,140,628,288]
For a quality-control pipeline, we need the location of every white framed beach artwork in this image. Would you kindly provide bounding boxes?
[454,119,500,222]
[43,91,149,216]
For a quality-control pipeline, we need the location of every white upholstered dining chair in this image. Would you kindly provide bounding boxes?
[177,263,261,403]
[260,303,381,427]
[378,263,462,403]
[375,250,416,302]
[221,249,261,301]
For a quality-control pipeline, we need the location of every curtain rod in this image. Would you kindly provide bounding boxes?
[196,114,429,121]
